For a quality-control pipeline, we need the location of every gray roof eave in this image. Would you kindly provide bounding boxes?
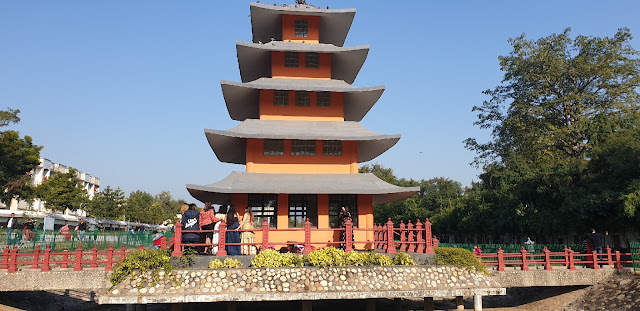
[186,172,419,205]
[236,42,369,84]
[250,2,356,47]
[221,79,385,121]
[204,120,400,164]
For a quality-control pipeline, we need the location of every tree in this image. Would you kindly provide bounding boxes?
[85,186,126,219]
[154,191,185,223]
[0,108,42,204]
[34,168,88,212]
[464,28,640,236]
[125,190,156,223]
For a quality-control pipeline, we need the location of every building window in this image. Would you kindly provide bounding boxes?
[264,139,284,156]
[285,52,299,68]
[294,19,308,37]
[291,140,316,156]
[248,194,277,228]
[274,90,289,106]
[295,91,310,107]
[329,194,358,228]
[305,52,320,69]
[316,92,331,107]
[288,194,317,228]
[323,140,342,156]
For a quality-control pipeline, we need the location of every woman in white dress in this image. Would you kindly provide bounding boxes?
[212,205,227,254]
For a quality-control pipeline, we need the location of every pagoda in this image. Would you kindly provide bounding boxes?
[187,2,419,248]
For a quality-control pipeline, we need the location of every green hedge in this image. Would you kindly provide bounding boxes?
[434,247,487,275]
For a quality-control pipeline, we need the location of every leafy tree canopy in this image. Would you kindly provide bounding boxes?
[34,168,87,212]
[85,185,127,220]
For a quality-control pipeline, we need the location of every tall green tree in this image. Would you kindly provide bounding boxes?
[154,191,185,223]
[85,185,126,219]
[126,190,156,223]
[0,108,42,204]
[34,168,88,212]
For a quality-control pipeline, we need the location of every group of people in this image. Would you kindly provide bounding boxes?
[180,202,257,256]
[4,213,38,244]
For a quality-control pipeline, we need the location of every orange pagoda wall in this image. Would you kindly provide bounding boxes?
[259,89,344,121]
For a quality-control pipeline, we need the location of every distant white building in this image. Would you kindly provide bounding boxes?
[4,158,100,216]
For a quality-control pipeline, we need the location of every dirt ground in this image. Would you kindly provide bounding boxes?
[0,274,638,311]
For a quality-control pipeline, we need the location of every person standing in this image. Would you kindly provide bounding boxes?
[6,213,16,245]
[587,228,606,263]
[239,206,256,255]
[199,202,218,255]
[212,205,227,254]
[60,221,71,241]
[76,219,87,242]
[225,204,241,255]
[181,203,200,252]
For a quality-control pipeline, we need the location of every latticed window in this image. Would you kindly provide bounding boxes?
[291,140,316,156]
[329,194,358,228]
[323,140,342,156]
[264,139,284,156]
[294,19,309,37]
[288,194,317,228]
[305,52,320,69]
[316,92,331,107]
[295,91,310,107]
[284,52,299,67]
[248,194,277,228]
[274,90,289,106]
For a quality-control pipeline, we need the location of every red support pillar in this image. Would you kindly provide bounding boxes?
[171,222,183,257]
[497,247,505,272]
[615,251,623,270]
[407,221,416,253]
[74,246,83,271]
[90,245,99,268]
[106,245,114,271]
[373,224,378,249]
[520,247,529,271]
[261,218,269,252]
[399,221,407,252]
[606,246,614,266]
[415,220,424,253]
[424,218,435,254]
[41,245,51,272]
[119,245,126,260]
[592,251,600,270]
[385,218,396,254]
[216,221,227,256]
[345,218,353,252]
[303,218,312,254]
[568,250,576,271]
[61,250,70,269]
[8,247,18,273]
[1,247,9,269]
[543,246,552,271]
[31,246,41,269]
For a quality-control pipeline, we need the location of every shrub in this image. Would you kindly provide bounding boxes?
[208,258,243,269]
[306,247,347,267]
[364,252,393,266]
[344,250,367,266]
[393,252,416,266]
[251,249,304,267]
[109,249,177,288]
[434,247,487,274]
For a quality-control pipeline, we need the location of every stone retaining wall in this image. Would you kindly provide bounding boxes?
[0,270,110,292]
[99,266,505,304]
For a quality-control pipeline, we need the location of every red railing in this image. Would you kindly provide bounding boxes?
[0,244,149,273]
[477,246,633,271]
[171,218,438,257]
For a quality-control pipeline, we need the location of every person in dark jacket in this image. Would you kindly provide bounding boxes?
[587,228,606,262]
[181,203,200,250]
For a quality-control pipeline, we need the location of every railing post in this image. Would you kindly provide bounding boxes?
[563,246,569,268]
[415,220,424,253]
[120,245,126,261]
[520,247,529,271]
[41,245,51,272]
[497,247,505,272]
[171,222,183,257]
[1,246,10,269]
[424,218,435,254]
[543,246,552,271]
[399,221,407,252]
[385,218,396,254]
[304,218,312,254]
[592,251,600,270]
[615,251,623,270]
[216,221,227,256]
[606,246,613,266]
[106,245,114,271]
[433,236,439,248]
[568,250,576,271]
[345,218,353,252]
[407,221,416,253]
[61,250,70,269]
[8,247,18,273]
[74,246,83,271]
[91,245,99,268]
[381,223,388,252]
[31,246,41,269]
[260,218,269,252]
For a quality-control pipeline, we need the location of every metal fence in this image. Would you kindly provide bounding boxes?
[630,241,640,272]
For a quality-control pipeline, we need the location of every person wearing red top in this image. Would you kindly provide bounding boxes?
[199,202,218,255]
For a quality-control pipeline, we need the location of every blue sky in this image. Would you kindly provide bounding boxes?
[2,1,639,201]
